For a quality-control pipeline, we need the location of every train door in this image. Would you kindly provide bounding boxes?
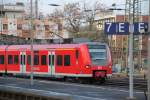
[48,51,55,75]
[20,52,26,73]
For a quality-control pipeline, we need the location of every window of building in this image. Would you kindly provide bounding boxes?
[57,55,62,66]
[3,24,8,30]
[64,55,70,66]
[0,55,4,64]
[27,55,31,65]
[14,55,18,64]
[41,55,47,65]
[45,25,49,31]
[17,24,22,30]
[8,55,13,64]
[34,55,39,65]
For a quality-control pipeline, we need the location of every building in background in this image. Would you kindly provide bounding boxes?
[0,2,66,40]
[0,18,64,39]
[0,2,25,19]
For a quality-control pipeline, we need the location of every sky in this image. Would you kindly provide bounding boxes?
[2,0,149,15]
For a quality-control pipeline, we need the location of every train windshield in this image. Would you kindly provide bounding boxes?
[88,44,107,66]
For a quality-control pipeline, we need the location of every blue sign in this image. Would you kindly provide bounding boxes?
[104,22,149,35]
[104,22,129,35]
[134,22,148,35]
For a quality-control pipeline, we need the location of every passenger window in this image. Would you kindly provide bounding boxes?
[34,55,39,65]
[41,55,47,65]
[57,55,62,66]
[8,55,13,64]
[14,55,18,64]
[49,55,54,66]
[49,55,51,65]
[20,55,22,65]
[75,50,79,64]
[27,55,31,65]
[64,55,70,66]
[52,55,54,66]
[0,55,4,64]
[23,55,25,65]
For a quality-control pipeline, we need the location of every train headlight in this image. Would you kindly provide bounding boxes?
[85,65,90,68]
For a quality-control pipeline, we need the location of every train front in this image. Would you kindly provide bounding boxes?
[87,43,112,82]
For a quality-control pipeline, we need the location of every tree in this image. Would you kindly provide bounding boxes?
[83,1,106,31]
[63,2,83,37]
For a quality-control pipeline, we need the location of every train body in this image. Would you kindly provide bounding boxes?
[0,42,112,82]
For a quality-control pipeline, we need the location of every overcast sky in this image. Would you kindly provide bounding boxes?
[2,0,149,15]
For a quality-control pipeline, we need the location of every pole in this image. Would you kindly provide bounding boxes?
[1,0,3,36]
[35,0,38,19]
[30,0,34,85]
[128,0,134,99]
[147,0,150,99]
[128,23,134,99]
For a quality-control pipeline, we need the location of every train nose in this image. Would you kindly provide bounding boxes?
[94,71,106,78]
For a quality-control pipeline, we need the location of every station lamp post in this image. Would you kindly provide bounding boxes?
[108,6,135,99]
[147,0,150,99]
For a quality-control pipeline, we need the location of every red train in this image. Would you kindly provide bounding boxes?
[0,42,112,82]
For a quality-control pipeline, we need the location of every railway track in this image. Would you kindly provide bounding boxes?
[103,78,147,91]
[0,75,147,91]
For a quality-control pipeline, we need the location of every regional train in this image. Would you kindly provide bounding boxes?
[0,42,112,82]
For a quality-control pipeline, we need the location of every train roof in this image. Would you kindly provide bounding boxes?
[0,44,84,51]
[0,42,108,51]
[0,45,8,51]
[84,42,107,45]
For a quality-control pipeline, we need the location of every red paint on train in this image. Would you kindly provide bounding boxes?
[0,42,112,81]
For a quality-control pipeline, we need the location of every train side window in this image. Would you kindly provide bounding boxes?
[52,55,54,66]
[14,55,18,64]
[75,50,78,64]
[34,55,39,65]
[49,55,51,65]
[27,55,31,65]
[23,55,26,65]
[41,55,47,65]
[49,55,54,66]
[76,50,78,59]
[57,55,62,66]
[8,55,13,64]
[0,55,4,64]
[64,55,70,66]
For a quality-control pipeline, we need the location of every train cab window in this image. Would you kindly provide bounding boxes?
[41,55,47,65]
[64,55,70,66]
[14,55,18,64]
[8,55,13,64]
[57,55,62,66]
[0,55,4,64]
[34,55,39,65]
[27,55,31,65]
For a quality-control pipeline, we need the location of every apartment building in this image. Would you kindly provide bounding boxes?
[0,2,67,40]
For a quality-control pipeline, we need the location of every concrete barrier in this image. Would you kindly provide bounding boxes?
[0,85,72,100]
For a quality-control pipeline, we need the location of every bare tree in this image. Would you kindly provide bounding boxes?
[64,2,83,37]
[83,1,106,31]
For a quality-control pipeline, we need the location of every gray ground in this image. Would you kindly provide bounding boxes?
[0,77,145,100]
